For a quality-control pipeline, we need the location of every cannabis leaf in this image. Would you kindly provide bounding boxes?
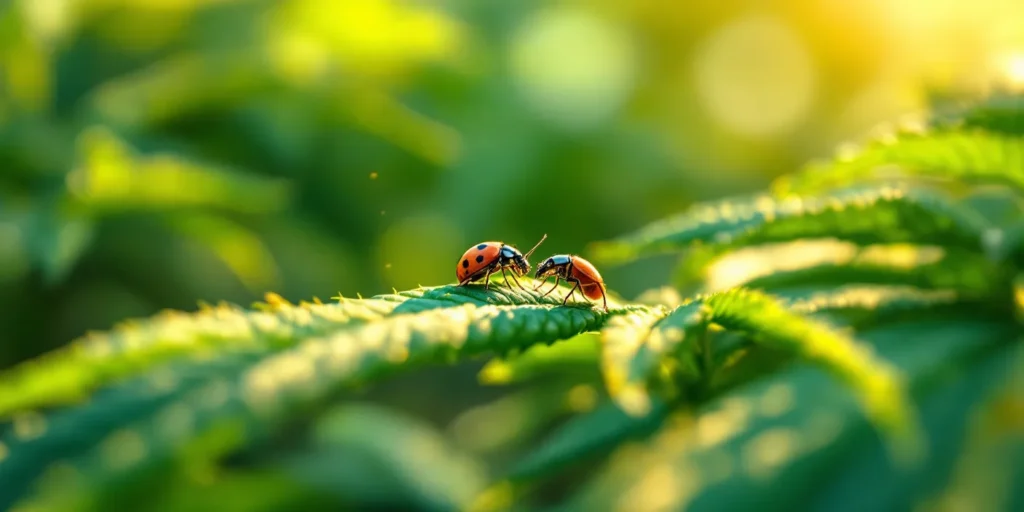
[0,282,623,509]
[1,92,1022,512]
[590,184,990,265]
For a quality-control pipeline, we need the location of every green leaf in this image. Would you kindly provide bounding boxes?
[742,253,1007,299]
[700,289,921,454]
[785,285,965,327]
[590,185,989,266]
[599,288,920,456]
[931,91,1024,136]
[997,218,1024,263]
[66,127,291,215]
[22,206,95,286]
[600,305,704,416]
[772,129,1024,195]
[448,381,588,456]
[0,350,271,510]
[691,240,1007,299]
[0,295,396,418]
[84,52,276,129]
[144,470,324,512]
[567,317,1017,512]
[162,213,281,293]
[277,403,488,512]
[0,281,615,419]
[806,342,1023,512]
[915,340,1024,512]
[2,287,622,510]
[505,398,672,483]
[477,333,601,386]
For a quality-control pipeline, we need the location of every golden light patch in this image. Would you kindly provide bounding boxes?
[742,428,799,480]
[759,384,796,418]
[13,411,47,441]
[566,384,599,413]
[101,429,147,470]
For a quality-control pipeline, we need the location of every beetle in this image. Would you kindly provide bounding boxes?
[533,254,608,310]
[456,234,547,291]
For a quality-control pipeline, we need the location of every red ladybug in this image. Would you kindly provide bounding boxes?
[533,254,608,310]
[456,234,547,291]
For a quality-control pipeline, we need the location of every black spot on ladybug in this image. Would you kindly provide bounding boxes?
[475,255,485,263]
[462,259,469,268]
[477,244,487,250]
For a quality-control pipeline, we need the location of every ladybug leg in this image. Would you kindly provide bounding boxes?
[506,269,527,291]
[562,279,581,306]
[483,268,493,291]
[539,277,560,298]
[596,285,608,311]
[495,266,512,290]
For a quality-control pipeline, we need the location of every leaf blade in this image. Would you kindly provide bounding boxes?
[591,185,988,266]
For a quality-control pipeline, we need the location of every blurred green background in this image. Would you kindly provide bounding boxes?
[1,0,1023,372]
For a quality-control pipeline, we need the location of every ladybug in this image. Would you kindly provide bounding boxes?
[456,234,547,291]
[533,254,608,310]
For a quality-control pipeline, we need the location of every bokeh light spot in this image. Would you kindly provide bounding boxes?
[13,411,47,441]
[509,7,638,133]
[695,397,752,448]
[1003,53,1024,86]
[617,462,690,512]
[101,429,147,470]
[566,384,599,412]
[694,14,817,138]
[743,428,798,480]
[759,384,795,418]
[20,0,71,44]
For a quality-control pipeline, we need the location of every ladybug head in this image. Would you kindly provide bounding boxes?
[534,254,571,279]
[510,233,547,275]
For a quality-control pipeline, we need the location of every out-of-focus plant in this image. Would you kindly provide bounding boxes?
[0,0,476,365]
[0,92,1020,511]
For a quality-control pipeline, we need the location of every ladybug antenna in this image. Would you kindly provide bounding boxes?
[523,233,548,259]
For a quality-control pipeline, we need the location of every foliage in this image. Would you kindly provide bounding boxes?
[0,91,1021,511]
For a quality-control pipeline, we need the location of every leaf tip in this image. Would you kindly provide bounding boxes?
[263,292,291,308]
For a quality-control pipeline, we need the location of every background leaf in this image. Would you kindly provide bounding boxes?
[1,5,1022,510]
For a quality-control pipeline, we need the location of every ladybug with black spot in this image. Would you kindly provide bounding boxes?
[456,234,547,291]
[533,254,608,310]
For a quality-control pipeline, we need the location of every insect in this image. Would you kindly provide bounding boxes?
[456,234,547,291]
[533,254,608,310]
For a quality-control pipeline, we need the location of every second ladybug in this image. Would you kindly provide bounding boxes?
[456,234,547,291]
[533,254,608,310]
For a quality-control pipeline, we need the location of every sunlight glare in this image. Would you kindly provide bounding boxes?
[694,14,817,138]
[1003,53,1024,86]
